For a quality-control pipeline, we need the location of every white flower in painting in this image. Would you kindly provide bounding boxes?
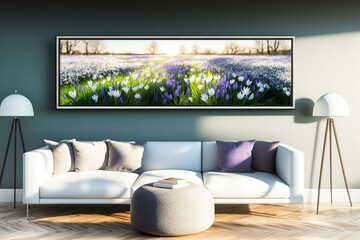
[135,93,141,99]
[87,80,93,88]
[238,76,244,82]
[237,92,245,100]
[132,86,139,92]
[205,76,212,84]
[122,87,130,94]
[68,90,76,99]
[101,80,106,85]
[208,88,215,96]
[107,90,113,97]
[242,87,251,96]
[230,79,235,85]
[133,73,139,80]
[92,74,97,80]
[248,93,254,100]
[189,75,196,82]
[198,84,204,90]
[201,94,209,102]
[92,94,98,103]
[283,87,288,92]
[106,75,111,81]
[144,85,149,90]
[138,83,144,89]
[112,90,121,98]
[152,78,157,83]
[121,80,128,86]
[246,80,252,86]
[259,86,264,92]
[232,73,237,78]
[188,97,193,102]
[92,85,97,92]
[214,75,221,81]
[109,86,113,91]
[160,86,165,92]
[286,91,291,96]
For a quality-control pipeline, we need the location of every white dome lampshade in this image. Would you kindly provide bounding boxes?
[0,91,34,117]
[313,93,349,117]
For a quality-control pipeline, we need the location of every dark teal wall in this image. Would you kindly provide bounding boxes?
[0,0,360,188]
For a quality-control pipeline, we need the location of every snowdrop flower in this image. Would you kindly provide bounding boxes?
[109,86,113,91]
[92,85,97,92]
[259,86,265,92]
[160,86,165,92]
[188,97,193,102]
[106,75,111,81]
[92,94,98,103]
[152,78,157,83]
[238,76,244,82]
[246,80,252,86]
[132,86,139,92]
[208,88,215,96]
[189,75,196,82]
[112,90,121,98]
[232,73,237,78]
[144,85,149,90]
[285,90,291,96]
[230,79,235,85]
[135,93,141,99]
[107,90,113,97]
[122,87,129,94]
[87,80,92,88]
[121,80,128,86]
[138,83,144,89]
[237,92,245,100]
[283,87,288,92]
[92,74,97,80]
[205,76,212,84]
[68,90,76,99]
[242,87,251,96]
[248,93,254,100]
[201,94,208,102]
[198,84,204,90]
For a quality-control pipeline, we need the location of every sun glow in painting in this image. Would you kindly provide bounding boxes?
[56,36,293,109]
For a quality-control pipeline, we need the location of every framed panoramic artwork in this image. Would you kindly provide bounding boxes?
[56,36,294,109]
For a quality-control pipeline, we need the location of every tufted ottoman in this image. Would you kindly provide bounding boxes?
[130,182,214,236]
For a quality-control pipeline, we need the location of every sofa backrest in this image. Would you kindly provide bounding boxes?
[201,141,218,172]
[141,141,202,172]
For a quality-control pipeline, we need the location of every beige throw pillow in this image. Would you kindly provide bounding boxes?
[72,141,108,172]
[44,139,75,175]
[105,140,144,172]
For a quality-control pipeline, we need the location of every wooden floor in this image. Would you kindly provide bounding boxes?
[0,203,359,239]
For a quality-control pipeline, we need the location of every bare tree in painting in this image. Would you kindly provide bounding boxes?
[179,45,187,55]
[90,40,105,55]
[147,42,158,55]
[266,40,285,55]
[224,42,243,55]
[255,40,266,55]
[203,48,214,55]
[191,45,200,55]
[63,40,80,55]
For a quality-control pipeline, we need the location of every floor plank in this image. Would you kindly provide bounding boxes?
[0,203,359,239]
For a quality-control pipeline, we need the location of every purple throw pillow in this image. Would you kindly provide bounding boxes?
[251,141,279,173]
[216,140,255,172]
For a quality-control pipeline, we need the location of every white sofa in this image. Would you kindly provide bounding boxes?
[23,141,304,210]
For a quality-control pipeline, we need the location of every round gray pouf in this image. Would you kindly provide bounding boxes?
[130,182,214,236]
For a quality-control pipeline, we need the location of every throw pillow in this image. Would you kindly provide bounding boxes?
[252,141,280,173]
[72,140,108,172]
[44,139,75,175]
[216,140,255,172]
[105,140,144,172]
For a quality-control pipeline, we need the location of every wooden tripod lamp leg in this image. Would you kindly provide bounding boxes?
[317,118,330,215]
[331,119,352,207]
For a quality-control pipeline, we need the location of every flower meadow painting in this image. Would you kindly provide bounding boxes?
[56,37,294,109]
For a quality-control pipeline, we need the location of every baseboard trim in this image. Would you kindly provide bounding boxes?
[1,189,359,203]
[304,189,360,203]
[0,189,23,203]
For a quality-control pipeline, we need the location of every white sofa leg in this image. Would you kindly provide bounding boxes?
[26,204,29,220]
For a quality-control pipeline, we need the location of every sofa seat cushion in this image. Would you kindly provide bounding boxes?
[203,171,290,199]
[40,170,139,199]
[131,169,203,196]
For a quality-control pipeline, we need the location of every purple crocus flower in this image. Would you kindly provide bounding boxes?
[165,91,173,100]
[225,94,229,101]
[186,88,191,95]
[101,87,105,101]
[166,79,172,87]
[158,72,162,77]
[216,90,221,99]
[175,85,181,97]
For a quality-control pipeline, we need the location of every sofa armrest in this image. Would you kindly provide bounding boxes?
[275,144,304,203]
[23,147,53,204]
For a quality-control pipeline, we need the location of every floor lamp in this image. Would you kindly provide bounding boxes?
[313,93,352,214]
[0,91,34,208]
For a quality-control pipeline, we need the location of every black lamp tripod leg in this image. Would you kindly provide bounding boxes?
[13,119,17,208]
[0,119,15,189]
[17,119,26,152]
